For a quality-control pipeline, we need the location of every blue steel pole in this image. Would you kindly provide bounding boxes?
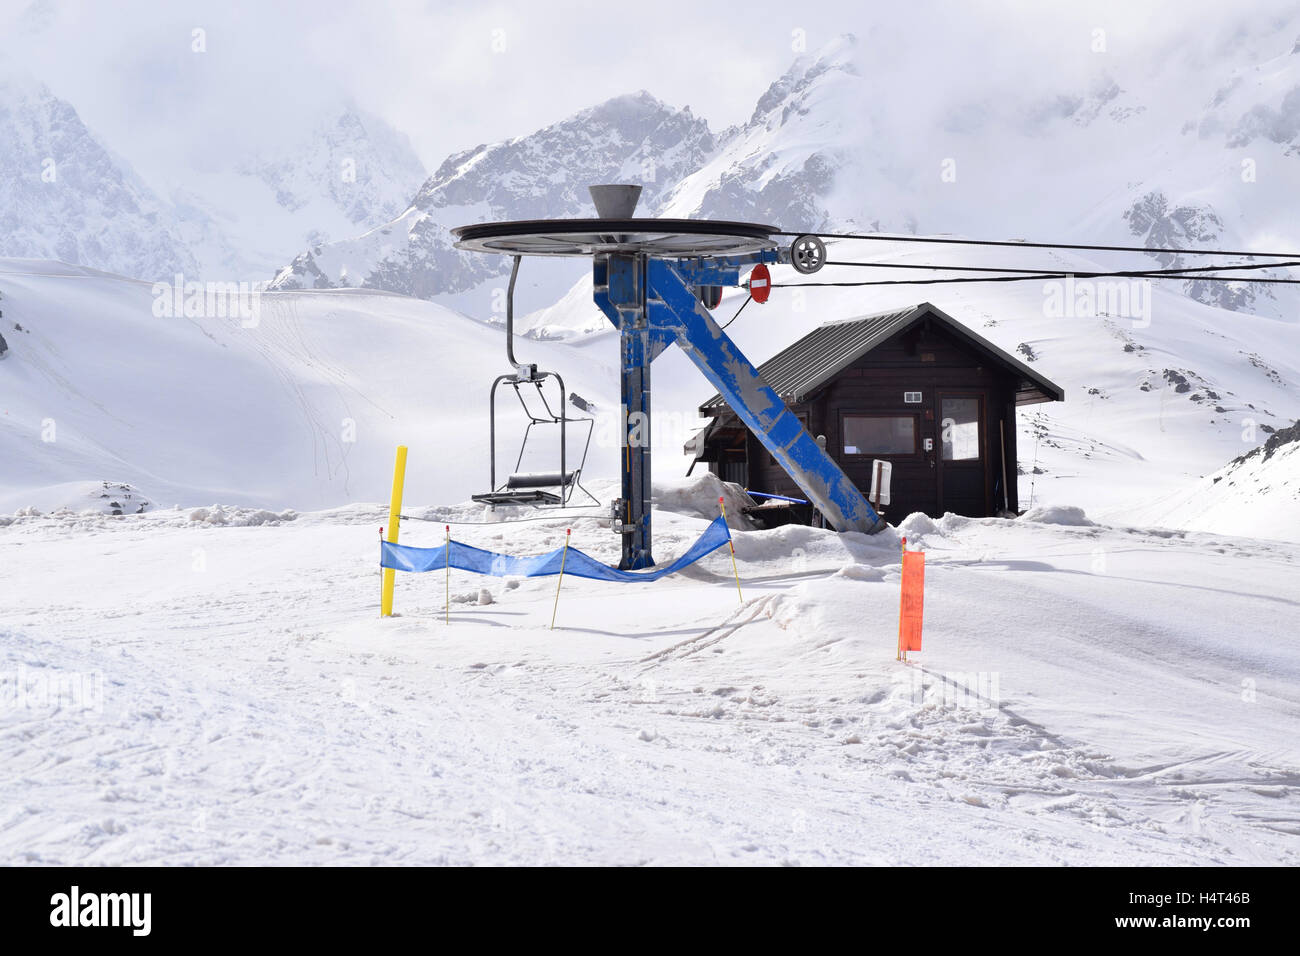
[594,253,656,569]
[620,322,653,568]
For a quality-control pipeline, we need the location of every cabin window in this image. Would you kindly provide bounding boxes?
[940,397,981,461]
[842,415,917,455]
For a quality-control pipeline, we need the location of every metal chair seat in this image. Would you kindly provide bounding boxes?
[506,471,577,490]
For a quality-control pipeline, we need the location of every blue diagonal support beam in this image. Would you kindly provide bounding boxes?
[646,259,886,535]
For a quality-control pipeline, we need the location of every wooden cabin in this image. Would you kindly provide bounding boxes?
[687,302,1064,522]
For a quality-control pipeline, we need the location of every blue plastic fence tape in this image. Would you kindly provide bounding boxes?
[380,515,732,583]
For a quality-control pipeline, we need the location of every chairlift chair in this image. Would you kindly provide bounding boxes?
[472,366,597,507]
[472,255,598,509]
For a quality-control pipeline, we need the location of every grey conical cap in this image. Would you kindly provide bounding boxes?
[589,184,642,218]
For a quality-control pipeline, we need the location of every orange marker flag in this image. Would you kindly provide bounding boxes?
[897,536,925,661]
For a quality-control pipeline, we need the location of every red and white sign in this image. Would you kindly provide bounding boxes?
[748,263,771,304]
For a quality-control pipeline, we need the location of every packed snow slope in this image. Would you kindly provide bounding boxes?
[0,259,617,511]
[1118,420,1300,540]
[1,480,1297,865]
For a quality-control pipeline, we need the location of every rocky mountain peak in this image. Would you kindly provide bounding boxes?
[1123,191,1271,313]
[272,89,718,298]
[415,89,713,218]
[0,72,196,281]
[748,33,859,130]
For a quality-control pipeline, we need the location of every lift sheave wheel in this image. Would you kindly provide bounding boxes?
[790,234,827,274]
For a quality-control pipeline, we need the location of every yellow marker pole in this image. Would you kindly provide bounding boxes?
[550,529,571,630]
[380,445,408,617]
[896,535,906,662]
[444,525,451,626]
[719,496,743,603]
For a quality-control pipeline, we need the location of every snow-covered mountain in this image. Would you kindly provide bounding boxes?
[0,72,426,283]
[11,23,1292,309]
[656,32,1300,316]
[653,34,863,231]
[0,74,197,282]
[271,25,1300,329]
[268,91,718,306]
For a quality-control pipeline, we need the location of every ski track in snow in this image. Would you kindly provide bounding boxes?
[2,493,1297,866]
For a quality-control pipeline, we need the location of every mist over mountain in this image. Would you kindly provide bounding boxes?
[267,24,1300,323]
[0,70,425,282]
[0,73,198,281]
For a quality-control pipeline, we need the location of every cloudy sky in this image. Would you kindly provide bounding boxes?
[3,0,1296,183]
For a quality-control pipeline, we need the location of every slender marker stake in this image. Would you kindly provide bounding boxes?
[380,445,408,617]
[445,525,451,626]
[719,496,743,603]
[551,529,571,630]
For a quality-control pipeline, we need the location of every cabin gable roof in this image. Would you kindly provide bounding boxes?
[699,302,1066,414]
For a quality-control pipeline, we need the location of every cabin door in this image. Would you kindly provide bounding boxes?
[936,392,989,516]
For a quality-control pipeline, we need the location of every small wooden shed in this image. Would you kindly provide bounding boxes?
[688,302,1064,521]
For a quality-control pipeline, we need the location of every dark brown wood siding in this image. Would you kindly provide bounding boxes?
[731,319,1025,520]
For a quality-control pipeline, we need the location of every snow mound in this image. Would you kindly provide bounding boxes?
[1021,505,1094,527]
[897,512,943,538]
[938,513,973,533]
[0,481,153,517]
[654,474,752,529]
[833,564,886,582]
[188,505,298,527]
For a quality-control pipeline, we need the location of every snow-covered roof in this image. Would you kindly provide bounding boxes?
[699,302,1066,414]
